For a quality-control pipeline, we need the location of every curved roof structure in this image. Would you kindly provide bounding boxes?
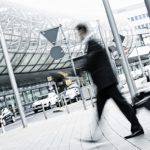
[0,0,141,90]
[0,1,84,90]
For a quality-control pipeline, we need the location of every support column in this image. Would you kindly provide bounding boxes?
[102,0,137,101]
[0,25,27,127]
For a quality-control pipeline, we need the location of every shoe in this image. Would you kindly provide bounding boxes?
[124,129,144,139]
[80,138,101,143]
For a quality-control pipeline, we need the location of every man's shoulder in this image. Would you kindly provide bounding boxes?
[87,39,104,49]
[88,38,98,44]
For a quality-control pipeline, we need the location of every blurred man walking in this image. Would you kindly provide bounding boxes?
[76,23,144,140]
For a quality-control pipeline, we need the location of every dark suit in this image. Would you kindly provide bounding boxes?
[85,39,142,133]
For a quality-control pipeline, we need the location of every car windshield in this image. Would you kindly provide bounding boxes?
[37,95,48,101]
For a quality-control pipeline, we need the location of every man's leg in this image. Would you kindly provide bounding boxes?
[81,89,107,142]
[96,91,107,122]
[107,85,144,138]
[89,90,108,141]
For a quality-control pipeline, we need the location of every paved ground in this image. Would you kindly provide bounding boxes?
[1,100,93,132]
[0,98,150,150]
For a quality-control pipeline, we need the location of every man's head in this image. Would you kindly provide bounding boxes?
[76,23,89,41]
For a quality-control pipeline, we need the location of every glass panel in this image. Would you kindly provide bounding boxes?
[0,67,5,73]
[40,87,48,95]
[31,65,42,72]
[2,69,8,74]
[44,57,54,65]
[72,52,78,58]
[37,54,49,65]
[39,65,49,70]
[0,58,6,66]
[19,40,29,52]
[55,63,64,69]
[61,54,69,62]
[14,66,25,73]
[0,53,3,60]
[48,64,57,69]
[11,54,24,66]
[63,62,71,68]
[26,91,33,102]
[53,59,61,63]
[28,54,41,65]
[22,66,34,73]
[28,39,38,51]
[32,89,40,101]
[20,54,33,65]
[8,53,15,60]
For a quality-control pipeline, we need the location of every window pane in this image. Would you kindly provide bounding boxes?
[8,53,15,60]
[55,63,64,69]
[139,15,142,19]
[11,54,24,66]
[131,17,134,21]
[135,16,138,20]
[31,65,42,72]
[28,54,41,65]
[53,59,61,63]
[0,67,5,73]
[0,53,3,60]
[43,56,54,65]
[20,54,33,65]
[142,14,146,18]
[22,66,34,73]
[14,66,25,73]
[39,65,49,70]
[2,68,8,74]
[37,54,49,64]
[0,58,6,66]
[63,62,71,68]
[61,54,69,62]
[48,64,57,69]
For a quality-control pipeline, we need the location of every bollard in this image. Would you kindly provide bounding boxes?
[58,95,61,108]
[62,95,70,114]
[76,97,78,102]
[80,82,87,110]
[42,103,48,120]
[87,87,95,107]
[0,119,5,134]
[60,94,65,107]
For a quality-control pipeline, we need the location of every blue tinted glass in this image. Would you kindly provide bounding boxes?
[131,17,134,21]
[141,24,145,28]
[135,16,138,20]
[142,14,146,18]
[145,23,148,27]
[139,15,142,19]
[146,13,149,17]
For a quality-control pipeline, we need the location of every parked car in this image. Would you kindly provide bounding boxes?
[56,86,81,107]
[32,92,58,113]
[0,107,15,127]
[65,87,81,103]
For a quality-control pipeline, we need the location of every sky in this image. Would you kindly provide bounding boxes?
[11,0,144,20]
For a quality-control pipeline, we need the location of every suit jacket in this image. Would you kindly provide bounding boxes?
[85,39,118,90]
